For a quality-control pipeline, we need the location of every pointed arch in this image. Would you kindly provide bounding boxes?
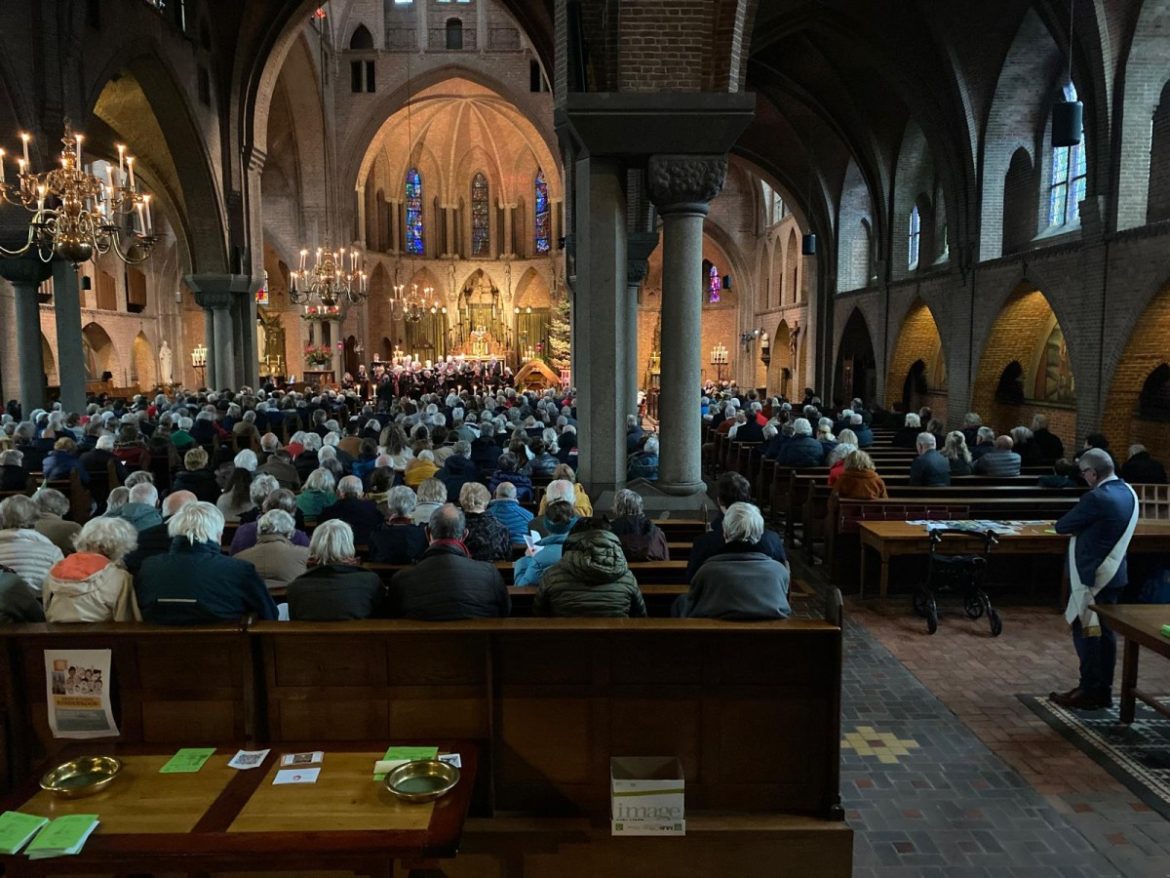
[1118,0,1170,229]
[886,298,946,417]
[349,24,374,51]
[132,332,157,389]
[785,229,799,304]
[834,308,877,404]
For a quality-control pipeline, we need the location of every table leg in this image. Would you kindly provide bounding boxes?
[1120,638,1139,725]
[859,542,868,600]
[879,550,891,602]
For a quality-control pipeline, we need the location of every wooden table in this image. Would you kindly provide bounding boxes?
[1094,604,1170,724]
[0,741,477,876]
[857,520,1170,600]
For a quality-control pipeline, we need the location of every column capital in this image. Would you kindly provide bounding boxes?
[647,155,727,215]
[626,230,659,285]
[186,272,255,309]
[0,254,53,287]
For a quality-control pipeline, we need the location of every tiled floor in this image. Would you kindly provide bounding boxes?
[795,558,1170,877]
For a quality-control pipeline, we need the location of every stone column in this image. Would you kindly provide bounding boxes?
[391,200,401,254]
[626,234,658,417]
[188,276,238,390]
[502,204,515,258]
[444,205,457,257]
[0,256,52,415]
[573,157,627,494]
[648,155,726,496]
[51,260,86,412]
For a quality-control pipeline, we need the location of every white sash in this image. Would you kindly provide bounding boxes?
[1064,482,1140,630]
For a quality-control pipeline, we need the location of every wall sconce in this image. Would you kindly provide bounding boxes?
[760,331,771,367]
[740,327,764,350]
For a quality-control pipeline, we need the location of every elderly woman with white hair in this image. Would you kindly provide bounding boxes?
[676,502,791,620]
[775,417,826,468]
[296,467,338,520]
[43,516,141,622]
[235,509,309,592]
[0,448,28,491]
[33,488,81,555]
[286,520,385,620]
[610,489,670,562]
[319,474,384,545]
[411,478,448,527]
[135,501,277,625]
[0,494,64,591]
[458,482,511,561]
[368,485,428,564]
[627,436,660,482]
[892,412,923,449]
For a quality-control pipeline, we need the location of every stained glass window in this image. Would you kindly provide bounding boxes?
[535,169,551,254]
[405,168,424,255]
[1049,83,1087,227]
[908,204,921,269]
[471,172,490,257]
[708,264,721,304]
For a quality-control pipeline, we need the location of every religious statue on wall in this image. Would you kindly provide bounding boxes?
[159,340,173,386]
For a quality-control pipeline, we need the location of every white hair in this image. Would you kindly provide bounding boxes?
[304,468,336,493]
[792,418,813,436]
[128,483,158,506]
[34,488,70,517]
[495,481,518,500]
[643,436,659,455]
[249,473,280,506]
[722,502,765,544]
[916,432,937,450]
[612,488,644,517]
[417,478,448,504]
[904,412,921,428]
[301,433,323,452]
[124,471,154,488]
[849,413,863,425]
[261,432,280,451]
[544,479,577,506]
[74,516,138,561]
[976,426,995,443]
[257,508,296,538]
[387,485,418,517]
[233,449,258,472]
[167,501,225,545]
[309,519,355,565]
[337,475,364,497]
[95,434,115,451]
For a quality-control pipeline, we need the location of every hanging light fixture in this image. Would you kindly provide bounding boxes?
[289,7,367,307]
[1052,0,1082,148]
[0,120,157,266]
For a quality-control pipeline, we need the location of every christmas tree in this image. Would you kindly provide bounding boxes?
[548,290,572,371]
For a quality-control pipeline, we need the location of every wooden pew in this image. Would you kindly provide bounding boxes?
[367,559,692,587]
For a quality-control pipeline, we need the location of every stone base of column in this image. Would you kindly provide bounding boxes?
[652,480,708,498]
[593,480,713,520]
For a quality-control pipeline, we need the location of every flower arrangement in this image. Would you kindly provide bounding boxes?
[304,344,332,367]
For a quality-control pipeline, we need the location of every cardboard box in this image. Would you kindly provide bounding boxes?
[610,756,685,836]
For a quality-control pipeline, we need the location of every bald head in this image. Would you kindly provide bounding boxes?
[162,490,197,519]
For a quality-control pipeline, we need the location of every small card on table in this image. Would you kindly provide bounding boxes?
[159,748,217,774]
[228,749,271,770]
[24,814,99,859]
[0,811,49,855]
[373,746,439,780]
[273,767,320,785]
[280,751,323,767]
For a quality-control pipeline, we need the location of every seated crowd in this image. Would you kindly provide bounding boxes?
[0,385,789,627]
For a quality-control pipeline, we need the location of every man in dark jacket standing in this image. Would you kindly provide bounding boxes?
[909,433,951,487]
[135,501,278,624]
[387,505,510,620]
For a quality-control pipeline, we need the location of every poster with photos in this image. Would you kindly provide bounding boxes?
[44,649,119,739]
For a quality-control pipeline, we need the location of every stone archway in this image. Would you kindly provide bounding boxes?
[1106,283,1170,459]
[885,298,947,419]
[132,332,156,390]
[971,284,1077,447]
[82,323,122,386]
[767,320,793,399]
[834,309,876,406]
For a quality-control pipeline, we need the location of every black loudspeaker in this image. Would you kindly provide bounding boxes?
[81,276,92,290]
[801,233,817,256]
[1053,100,1083,148]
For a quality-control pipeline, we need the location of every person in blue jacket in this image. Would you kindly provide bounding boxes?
[513,500,577,586]
[775,419,825,468]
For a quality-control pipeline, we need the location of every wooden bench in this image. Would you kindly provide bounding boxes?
[367,559,692,587]
[0,604,852,877]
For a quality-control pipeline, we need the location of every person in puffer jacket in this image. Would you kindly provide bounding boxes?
[43,516,141,622]
[533,519,647,618]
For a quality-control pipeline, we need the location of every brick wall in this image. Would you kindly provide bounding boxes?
[617,0,712,92]
[1106,284,1170,459]
[885,299,944,410]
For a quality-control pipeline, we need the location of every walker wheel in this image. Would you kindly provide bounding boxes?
[964,594,985,620]
[913,591,929,618]
[988,608,1003,637]
[926,601,939,635]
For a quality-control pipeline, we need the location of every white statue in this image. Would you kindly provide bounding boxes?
[159,340,173,386]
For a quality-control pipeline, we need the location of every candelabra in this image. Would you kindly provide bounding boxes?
[710,343,729,385]
[190,343,207,387]
[397,284,445,323]
[0,120,157,266]
[289,247,366,308]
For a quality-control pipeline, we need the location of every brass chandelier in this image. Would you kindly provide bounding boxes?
[289,246,367,307]
[0,120,156,266]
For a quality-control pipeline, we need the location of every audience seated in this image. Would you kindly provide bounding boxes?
[974,435,1022,476]
[296,467,337,520]
[970,426,996,460]
[625,414,645,454]
[469,424,502,475]
[257,442,301,491]
[488,453,534,501]
[609,489,670,562]
[688,472,788,580]
[386,504,510,620]
[776,418,825,467]
[1030,414,1065,464]
[404,449,439,488]
[135,501,277,624]
[319,475,385,545]
[0,449,28,491]
[410,478,447,527]
[531,479,579,537]
[439,440,479,500]
[831,450,889,499]
[122,490,197,576]
[43,516,140,622]
[113,423,150,470]
[850,412,874,448]
[826,430,858,486]
[287,520,383,620]
[961,412,984,448]
[1011,426,1039,466]
[33,488,81,555]
[0,564,44,623]
[1039,458,1080,488]
[235,509,309,592]
[909,432,951,487]
[109,482,163,532]
[527,438,560,477]
[1121,444,1168,484]
[486,481,534,545]
[675,503,791,620]
[217,464,256,524]
[172,447,220,502]
[941,431,973,476]
[532,518,646,618]
[0,495,64,592]
[459,482,511,561]
[537,464,593,517]
[230,488,310,554]
[368,485,427,564]
[514,500,577,586]
[892,412,922,449]
[627,436,660,481]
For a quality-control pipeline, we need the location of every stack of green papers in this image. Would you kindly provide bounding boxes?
[24,815,99,859]
[159,748,217,773]
[373,746,439,780]
[0,811,48,854]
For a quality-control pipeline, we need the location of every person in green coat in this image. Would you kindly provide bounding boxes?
[533,519,647,618]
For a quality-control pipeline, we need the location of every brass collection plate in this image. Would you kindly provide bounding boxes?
[39,755,122,798]
[384,760,459,804]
